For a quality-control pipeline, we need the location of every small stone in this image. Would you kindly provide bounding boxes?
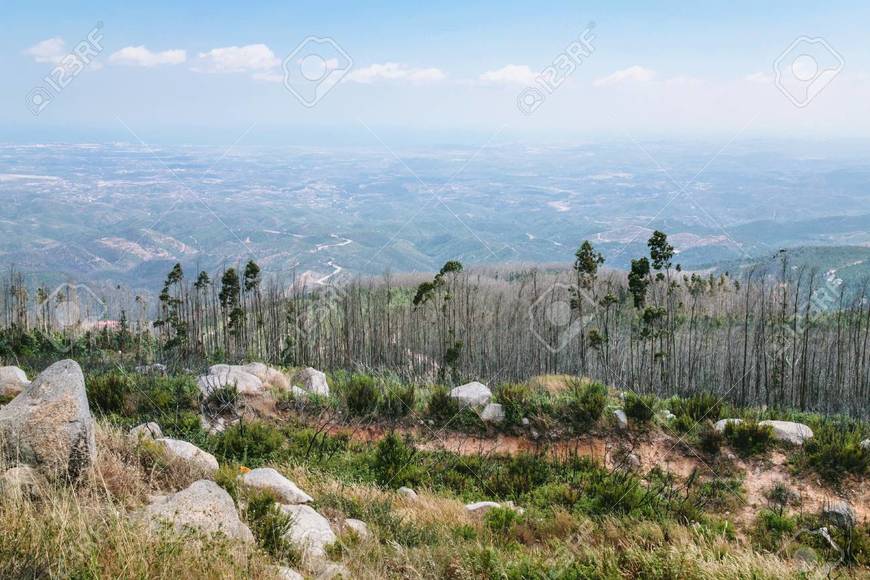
[397,486,417,499]
[239,467,312,504]
[613,409,628,430]
[344,518,369,538]
[521,417,530,427]
[156,438,219,474]
[129,422,163,441]
[479,402,505,423]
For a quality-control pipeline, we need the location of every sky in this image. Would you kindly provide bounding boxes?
[2,0,870,145]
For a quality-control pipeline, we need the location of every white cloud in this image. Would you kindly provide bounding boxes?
[745,72,773,84]
[24,37,67,64]
[346,62,446,83]
[195,44,280,73]
[109,46,186,67]
[593,65,656,87]
[479,64,537,85]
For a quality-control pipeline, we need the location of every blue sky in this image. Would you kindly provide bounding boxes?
[3,0,869,144]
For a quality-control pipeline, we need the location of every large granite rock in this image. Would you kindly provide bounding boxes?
[0,360,96,480]
[144,480,253,542]
[450,381,492,407]
[295,367,329,396]
[0,366,29,398]
[156,438,219,474]
[239,467,312,504]
[758,420,813,445]
[280,504,337,560]
[198,365,263,396]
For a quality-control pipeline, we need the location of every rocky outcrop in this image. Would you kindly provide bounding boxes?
[295,367,329,396]
[479,403,505,423]
[0,360,96,480]
[280,504,337,560]
[129,422,162,442]
[240,363,290,391]
[450,382,492,407]
[0,366,29,398]
[144,480,254,543]
[239,467,312,504]
[758,420,813,445]
[156,438,219,474]
[821,501,856,529]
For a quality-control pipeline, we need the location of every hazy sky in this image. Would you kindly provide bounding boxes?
[3,0,869,145]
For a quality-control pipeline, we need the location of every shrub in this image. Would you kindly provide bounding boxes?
[752,509,796,551]
[697,421,723,455]
[485,507,520,535]
[147,375,200,414]
[426,386,459,426]
[497,383,533,426]
[379,383,416,419]
[373,431,417,487]
[764,482,798,516]
[343,374,379,417]
[87,372,136,416]
[624,392,657,423]
[202,384,239,416]
[214,421,285,465]
[559,381,607,432]
[670,392,722,423]
[724,420,773,457]
[800,419,869,483]
[244,490,299,565]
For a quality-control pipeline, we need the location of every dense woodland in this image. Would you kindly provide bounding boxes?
[2,231,869,418]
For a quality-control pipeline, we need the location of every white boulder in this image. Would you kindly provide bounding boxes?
[199,366,263,395]
[344,518,369,538]
[0,360,96,480]
[144,480,253,543]
[276,568,304,580]
[0,366,28,398]
[397,486,417,499]
[758,420,813,445]
[295,367,329,396]
[130,422,163,441]
[156,438,219,474]
[861,439,870,451]
[479,402,505,423]
[280,504,337,560]
[450,381,492,407]
[239,467,312,504]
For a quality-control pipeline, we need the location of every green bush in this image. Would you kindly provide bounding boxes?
[670,392,722,423]
[244,490,299,564]
[373,431,418,487]
[485,506,520,535]
[496,383,532,426]
[86,372,135,416]
[752,509,796,551]
[214,421,285,465]
[559,381,607,432]
[203,384,239,415]
[379,383,416,419]
[800,419,869,483]
[697,421,723,455]
[624,392,657,423]
[344,374,379,417]
[724,420,773,457]
[426,386,459,426]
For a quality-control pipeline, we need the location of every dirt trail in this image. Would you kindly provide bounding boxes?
[318,422,868,526]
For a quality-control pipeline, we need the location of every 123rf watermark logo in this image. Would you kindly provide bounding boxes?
[282,36,353,108]
[529,282,598,353]
[26,23,104,116]
[774,36,843,108]
[517,23,596,116]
